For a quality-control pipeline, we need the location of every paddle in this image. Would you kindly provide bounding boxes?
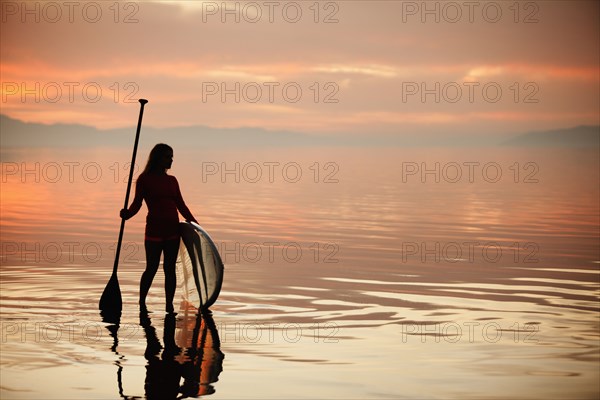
[99,99,149,313]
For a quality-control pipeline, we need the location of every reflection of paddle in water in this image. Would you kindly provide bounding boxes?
[100,311,138,400]
[140,307,224,399]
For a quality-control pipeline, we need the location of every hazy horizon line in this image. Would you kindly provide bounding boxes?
[1,113,598,149]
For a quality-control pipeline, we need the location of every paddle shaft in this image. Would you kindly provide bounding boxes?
[112,99,148,275]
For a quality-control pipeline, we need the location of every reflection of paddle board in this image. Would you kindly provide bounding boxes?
[176,304,224,396]
[177,222,224,310]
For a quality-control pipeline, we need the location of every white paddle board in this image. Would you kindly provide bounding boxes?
[177,221,224,310]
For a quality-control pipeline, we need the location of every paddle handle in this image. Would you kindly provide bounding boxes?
[112,99,148,275]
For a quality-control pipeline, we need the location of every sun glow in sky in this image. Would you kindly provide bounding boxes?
[1,0,598,136]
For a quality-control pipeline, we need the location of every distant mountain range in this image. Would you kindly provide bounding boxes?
[1,114,598,148]
[502,125,599,147]
[0,114,322,148]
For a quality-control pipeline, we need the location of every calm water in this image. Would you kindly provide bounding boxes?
[1,146,599,399]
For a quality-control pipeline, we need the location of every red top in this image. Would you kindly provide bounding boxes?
[126,172,196,241]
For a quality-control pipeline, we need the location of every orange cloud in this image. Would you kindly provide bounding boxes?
[1,1,598,135]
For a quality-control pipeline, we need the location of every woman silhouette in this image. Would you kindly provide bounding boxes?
[120,143,197,313]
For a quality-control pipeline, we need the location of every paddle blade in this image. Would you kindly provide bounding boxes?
[99,274,122,312]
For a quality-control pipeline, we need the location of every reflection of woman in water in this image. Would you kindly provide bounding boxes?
[140,312,182,399]
[120,143,197,313]
[140,310,224,399]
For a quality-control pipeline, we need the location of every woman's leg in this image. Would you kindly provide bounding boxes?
[141,240,162,309]
[163,238,180,313]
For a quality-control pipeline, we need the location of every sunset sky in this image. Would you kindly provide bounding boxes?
[1,0,599,138]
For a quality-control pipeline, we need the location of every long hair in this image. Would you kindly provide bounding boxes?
[143,143,173,174]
